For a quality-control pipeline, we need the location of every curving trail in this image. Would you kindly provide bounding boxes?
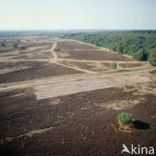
[51,42,58,63]
[49,41,96,74]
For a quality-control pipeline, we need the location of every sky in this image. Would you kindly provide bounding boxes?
[0,0,156,30]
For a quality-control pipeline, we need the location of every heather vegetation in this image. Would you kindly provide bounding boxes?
[0,42,5,47]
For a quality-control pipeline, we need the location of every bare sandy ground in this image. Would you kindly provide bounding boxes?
[34,73,152,100]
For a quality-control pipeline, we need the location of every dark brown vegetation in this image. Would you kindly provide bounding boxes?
[0,84,156,155]
[56,41,131,62]
[57,41,97,51]
[58,50,130,61]
[0,61,34,69]
[0,62,83,83]
[102,63,111,67]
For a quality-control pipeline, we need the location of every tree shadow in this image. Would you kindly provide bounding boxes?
[132,120,150,130]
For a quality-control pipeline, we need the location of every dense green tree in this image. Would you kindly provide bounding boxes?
[111,62,117,70]
[20,46,26,50]
[132,49,147,61]
[0,42,5,47]
[116,45,123,53]
[148,49,156,66]
[3,40,7,43]
[54,47,60,51]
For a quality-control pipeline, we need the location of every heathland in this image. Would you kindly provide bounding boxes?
[0,33,156,155]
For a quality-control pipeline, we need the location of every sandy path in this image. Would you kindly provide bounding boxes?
[50,41,96,74]
[51,42,58,62]
[0,68,155,93]
[58,58,135,63]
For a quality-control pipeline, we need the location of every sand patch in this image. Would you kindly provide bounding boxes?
[57,52,71,58]
[49,98,61,105]
[34,74,152,100]
[96,98,143,110]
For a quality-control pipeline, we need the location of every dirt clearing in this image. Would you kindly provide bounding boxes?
[34,74,152,100]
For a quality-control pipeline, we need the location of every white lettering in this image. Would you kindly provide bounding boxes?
[121,144,155,155]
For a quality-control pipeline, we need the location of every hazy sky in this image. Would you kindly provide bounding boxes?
[0,0,156,30]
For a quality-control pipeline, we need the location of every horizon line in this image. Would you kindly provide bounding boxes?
[0,28,156,32]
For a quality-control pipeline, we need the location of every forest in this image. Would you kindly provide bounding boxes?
[50,31,156,66]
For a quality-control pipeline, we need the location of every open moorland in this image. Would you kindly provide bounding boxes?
[0,36,156,155]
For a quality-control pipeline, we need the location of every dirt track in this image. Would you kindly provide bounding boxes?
[50,41,96,74]
[0,69,155,97]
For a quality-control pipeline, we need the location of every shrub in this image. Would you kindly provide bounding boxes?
[117,112,132,125]
[12,43,18,49]
[111,62,117,70]
[3,39,6,42]
[54,47,60,51]
[0,42,5,47]
[20,46,26,50]
[148,51,156,66]
[149,70,156,74]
